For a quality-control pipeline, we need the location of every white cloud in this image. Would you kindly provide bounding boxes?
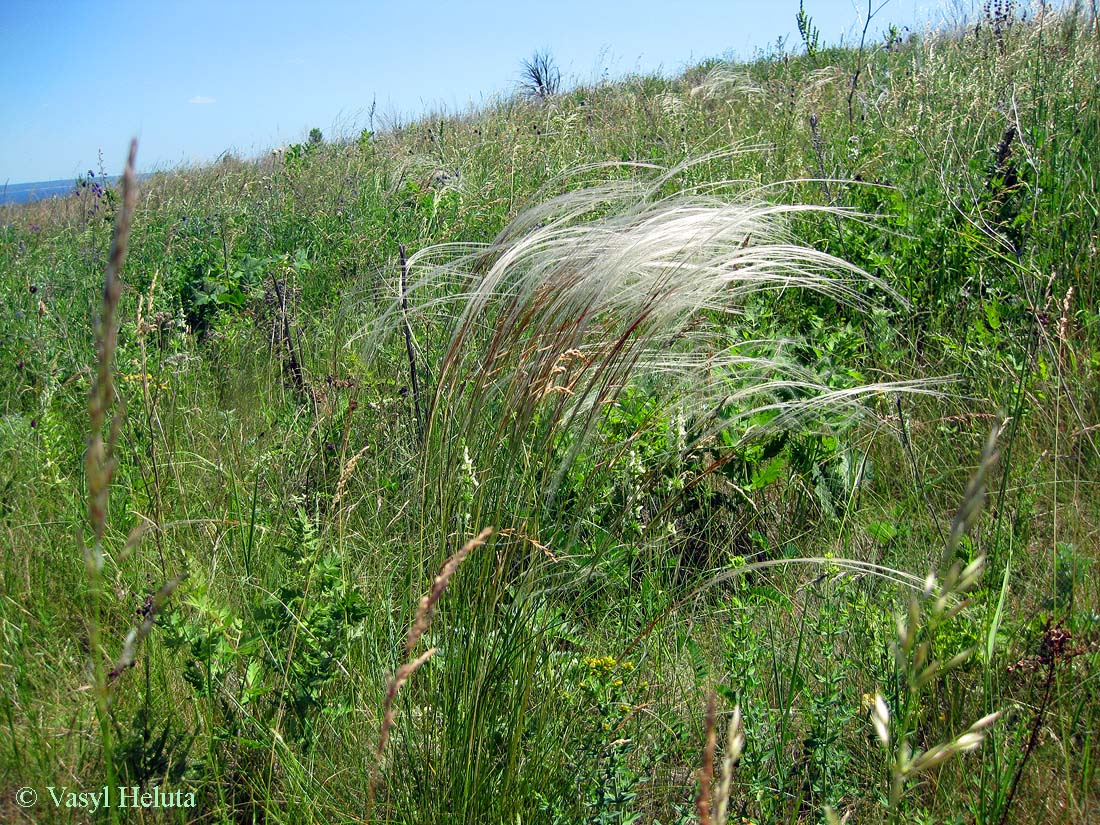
[188,95,216,105]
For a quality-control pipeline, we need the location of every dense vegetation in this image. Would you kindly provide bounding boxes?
[1,4,1098,822]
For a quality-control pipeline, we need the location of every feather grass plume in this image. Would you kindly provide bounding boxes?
[690,65,764,100]
[362,153,937,514]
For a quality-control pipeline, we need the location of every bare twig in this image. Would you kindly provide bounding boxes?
[847,0,892,127]
[270,274,305,393]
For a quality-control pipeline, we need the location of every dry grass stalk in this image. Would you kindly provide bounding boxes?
[941,424,1001,572]
[1058,285,1074,344]
[404,526,493,656]
[369,527,493,813]
[332,443,370,510]
[887,425,1003,808]
[696,690,717,825]
[87,138,139,562]
[375,647,438,760]
[81,139,139,791]
[714,705,744,825]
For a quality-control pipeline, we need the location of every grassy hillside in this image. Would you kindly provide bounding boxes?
[1,4,1098,823]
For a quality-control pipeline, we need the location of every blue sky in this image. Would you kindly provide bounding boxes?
[1,0,946,185]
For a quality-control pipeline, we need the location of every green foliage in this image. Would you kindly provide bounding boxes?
[163,507,368,756]
[115,701,195,791]
[174,240,310,333]
[541,655,648,824]
[283,140,319,169]
[797,0,822,61]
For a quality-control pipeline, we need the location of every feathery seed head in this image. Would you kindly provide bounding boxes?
[871,693,891,747]
[362,153,937,505]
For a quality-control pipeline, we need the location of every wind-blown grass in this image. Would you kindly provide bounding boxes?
[353,154,956,821]
[366,154,938,526]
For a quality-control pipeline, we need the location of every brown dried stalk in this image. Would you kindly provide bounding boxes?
[375,647,438,759]
[368,527,493,814]
[332,443,370,510]
[87,139,139,557]
[714,705,744,825]
[404,526,493,657]
[697,690,717,825]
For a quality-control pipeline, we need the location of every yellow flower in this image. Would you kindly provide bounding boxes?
[584,655,617,672]
[121,373,167,390]
[860,693,875,714]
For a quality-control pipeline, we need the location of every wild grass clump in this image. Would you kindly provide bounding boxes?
[370,526,492,811]
[366,153,934,537]
[356,152,944,820]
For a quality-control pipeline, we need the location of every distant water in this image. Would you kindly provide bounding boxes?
[1,173,161,207]
[0,176,137,206]
[0,178,82,205]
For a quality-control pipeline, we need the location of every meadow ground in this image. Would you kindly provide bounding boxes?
[1,4,1098,823]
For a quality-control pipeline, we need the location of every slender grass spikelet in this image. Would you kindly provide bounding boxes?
[370,527,494,812]
[376,647,438,760]
[81,138,139,798]
[404,526,493,656]
[332,443,370,510]
[884,423,1004,808]
[87,138,139,564]
[714,704,744,825]
[871,693,890,748]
